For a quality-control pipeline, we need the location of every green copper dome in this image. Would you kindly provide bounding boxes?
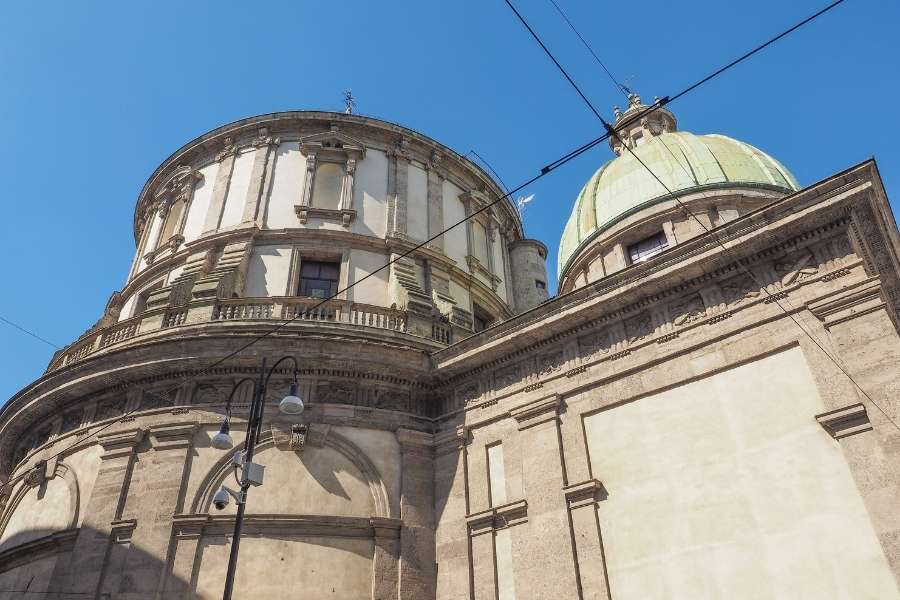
[558,131,799,276]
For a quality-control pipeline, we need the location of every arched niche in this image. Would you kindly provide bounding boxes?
[0,462,80,553]
[191,426,392,519]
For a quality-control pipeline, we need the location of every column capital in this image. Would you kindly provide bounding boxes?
[509,394,561,430]
[97,427,144,459]
[148,422,199,451]
[395,428,433,453]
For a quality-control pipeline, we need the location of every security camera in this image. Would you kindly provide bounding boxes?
[213,486,240,510]
[213,487,231,510]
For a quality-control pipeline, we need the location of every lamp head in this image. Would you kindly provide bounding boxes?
[279,382,304,414]
[211,418,234,450]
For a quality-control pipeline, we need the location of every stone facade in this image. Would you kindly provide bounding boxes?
[1,110,900,600]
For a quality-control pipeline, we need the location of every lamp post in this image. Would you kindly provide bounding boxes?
[210,356,305,600]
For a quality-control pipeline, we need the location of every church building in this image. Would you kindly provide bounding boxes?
[2,97,900,599]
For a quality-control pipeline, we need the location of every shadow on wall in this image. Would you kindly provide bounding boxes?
[0,526,192,600]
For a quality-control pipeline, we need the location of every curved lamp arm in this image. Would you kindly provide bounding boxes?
[223,377,258,417]
[263,355,299,392]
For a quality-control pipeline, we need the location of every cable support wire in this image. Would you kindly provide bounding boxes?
[0,0,857,488]
[503,0,900,432]
[545,0,630,99]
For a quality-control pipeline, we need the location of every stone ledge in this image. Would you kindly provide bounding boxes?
[564,479,607,509]
[815,403,872,439]
[0,529,78,574]
[466,498,528,536]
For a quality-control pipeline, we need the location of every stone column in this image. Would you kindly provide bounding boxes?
[434,426,470,600]
[120,422,198,597]
[49,427,144,596]
[371,518,401,600]
[509,394,580,599]
[202,138,237,233]
[388,141,410,237]
[164,514,209,599]
[242,128,277,225]
[396,428,436,599]
[427,158,444,251]
[564,480,611,600]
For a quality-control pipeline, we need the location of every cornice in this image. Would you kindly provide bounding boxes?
[432,161,881,378]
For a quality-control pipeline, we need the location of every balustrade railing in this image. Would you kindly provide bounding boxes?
[214,300,274,321]
[99,318,140,348]
[47,296,454,372]
[163,307,189,328]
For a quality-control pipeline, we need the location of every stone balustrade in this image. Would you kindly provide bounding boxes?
[47,297,445,372]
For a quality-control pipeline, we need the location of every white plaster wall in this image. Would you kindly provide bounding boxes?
[182,161,220,242]
[407,163,429,242]
[472,221,489,265]
[265,141,304,229]
[65,445,101,526]
[449,280,470,315]
[137,213,164,272]
[442,181,468,269]
[194,535,373,600]
[333,426,400,518]
[245,245,292,297]
[352,148,388,237]
[348,249,389,305]
[220,149,255,229]
[119,293,137,322]
[583,346,900,600]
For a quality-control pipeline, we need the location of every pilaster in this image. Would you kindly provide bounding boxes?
[509,394,580,599]
[49,427,144,596]
[396,428,437,599]
[202,138,237,233]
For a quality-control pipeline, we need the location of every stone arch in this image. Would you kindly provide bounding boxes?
[0,461,80,550]
[191,426,393,518]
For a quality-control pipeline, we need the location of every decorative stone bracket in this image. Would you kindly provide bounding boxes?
[294,204,356,227]
[564,479,607,509]
[466,498,528,536]
[815,403,872,439]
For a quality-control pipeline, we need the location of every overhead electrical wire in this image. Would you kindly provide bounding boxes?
[0,0,857,487]
[545,0,630,99]
[501,0,900,432]
[0,315,61,350]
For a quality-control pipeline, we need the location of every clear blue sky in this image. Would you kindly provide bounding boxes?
[1,0,898,402]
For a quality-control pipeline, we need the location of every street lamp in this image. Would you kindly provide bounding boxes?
[211,356,304,600]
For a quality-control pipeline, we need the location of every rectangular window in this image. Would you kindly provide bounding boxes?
[298,260,340,299]
[535,279,546,290]
[628,231,668,264]
[311,162,344,210]
[472,303,495,332]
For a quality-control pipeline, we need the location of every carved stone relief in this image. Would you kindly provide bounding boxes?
[374,389,409,411]
[670,293,707,327]
[774,248,819,287]
[720,274,761,307]
[494,363,522,389]
[537,351,565,376]
[96,398,126,421]
[141,390,175,411]
[60,409,83,434]
[317,382,356,405]
[579,327,613,357]
[625,312,653,343]
[456,382,480,406]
